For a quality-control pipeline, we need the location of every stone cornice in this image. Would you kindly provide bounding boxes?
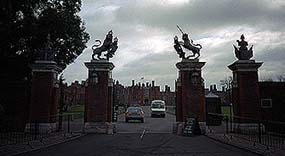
[85,60,115,71]
[176,59,206,71]
[31,61,62,73]
[228,60,263,72]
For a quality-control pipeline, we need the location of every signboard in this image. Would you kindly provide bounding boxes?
[183,118,195,136]
[183,117,201,136]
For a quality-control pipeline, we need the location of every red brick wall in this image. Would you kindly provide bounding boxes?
[30,72,55,122]
[176,80,183,121]
[259,82,285,122]
[232,71,261,119]
[85,71,111,122]
[177,69,205,122]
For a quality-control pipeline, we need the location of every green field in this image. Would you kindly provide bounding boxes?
[60,105,84,116]
[67,105,84,112]
[221,106,233,117]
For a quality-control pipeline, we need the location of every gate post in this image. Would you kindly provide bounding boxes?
[228,35,263,119]
[25,60,61,134]
[84,60,115,134]
[176,59,206,134]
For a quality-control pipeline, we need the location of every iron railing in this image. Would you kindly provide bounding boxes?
[0,112,84,147]
[207,113,285,149]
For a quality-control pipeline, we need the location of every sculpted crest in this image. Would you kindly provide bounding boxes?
[174,25,202,60]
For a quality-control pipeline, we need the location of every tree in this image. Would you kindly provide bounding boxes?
[276,75,284,82]
[220,76,233,104]
[0,0,90,79]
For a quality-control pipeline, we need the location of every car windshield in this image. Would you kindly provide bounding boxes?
[127,107,142,113]
[152,103,164,108]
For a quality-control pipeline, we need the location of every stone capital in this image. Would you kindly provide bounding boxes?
[85,60,115,71]
[31,61,62,73]
[176,59,206,71]
[228,60,263,72]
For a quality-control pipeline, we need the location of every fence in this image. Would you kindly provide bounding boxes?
[0,112,84,147]
[166,106,176,115]
[207,113,285,149]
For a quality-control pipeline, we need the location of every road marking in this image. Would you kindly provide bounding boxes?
[140,129,146,140]
[116,131,172,134]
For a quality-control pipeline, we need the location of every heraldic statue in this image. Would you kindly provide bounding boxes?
[92,30,118,60]
[174,25,202,59]
[233,34,253,60]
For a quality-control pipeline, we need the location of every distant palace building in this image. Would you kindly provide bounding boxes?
[114,80,175,107]
[63,79,176,109]
[63,79,285,123]
[63,80,86,107]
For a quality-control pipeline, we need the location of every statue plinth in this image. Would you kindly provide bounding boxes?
[25,60,61,133]
[84,59,115,134]
[176,59,205,70]
[175,59,206,134]
[228,60,262,72]
[228,60,263,119]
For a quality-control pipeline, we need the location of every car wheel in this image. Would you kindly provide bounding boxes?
[141,119,144,123]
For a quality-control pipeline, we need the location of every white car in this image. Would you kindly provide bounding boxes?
[150,100,166,118]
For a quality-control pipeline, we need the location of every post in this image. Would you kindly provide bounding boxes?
[34,121,38,140]
[84,60,115,134]
[176,59,206,134]
[25,61,61,133]
[230,103,233,132]
[68,114,71,133]
[58,113,62,131]
[225,116,229,134]
[258,121,261,144]
[228,35,263,120]
[58,75,65,131]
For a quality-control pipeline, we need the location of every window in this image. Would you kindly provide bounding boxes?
[261,99,272,108]
[151,102,165,108]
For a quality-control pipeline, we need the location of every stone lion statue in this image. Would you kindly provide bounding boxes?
[92,30,118,60]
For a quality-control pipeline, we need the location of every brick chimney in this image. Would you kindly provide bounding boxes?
[152,80,155,87]
[132,80,135,86]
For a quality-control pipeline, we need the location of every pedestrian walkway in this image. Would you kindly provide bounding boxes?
[0,133,83,156]
[206,133,285,156]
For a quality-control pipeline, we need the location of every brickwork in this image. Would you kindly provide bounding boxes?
[228,60,262,119]
[63,81,85,107]
[259,82,285,122]
[114,80,176,108]
[176,60,206,122]
[29,61,61,123]
[175,79,183,121]
[161,85,175,106]
[84,60,114,123]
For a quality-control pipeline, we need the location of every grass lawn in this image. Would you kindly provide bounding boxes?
[68,104,84,112]
[59,105,84,119]
[221,106,233,117]
[60,105,84,116]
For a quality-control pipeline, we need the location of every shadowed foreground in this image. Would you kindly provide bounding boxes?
[19,133,257,156]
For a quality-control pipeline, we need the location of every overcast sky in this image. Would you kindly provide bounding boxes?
[62,0,285,91]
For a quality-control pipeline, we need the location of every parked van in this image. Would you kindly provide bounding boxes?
[150,100,166,118]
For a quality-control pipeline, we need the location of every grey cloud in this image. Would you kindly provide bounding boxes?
[63,0,285,89]
[257,47,285,62]
[257,46,285,80]
[113,51,178,88]
[115,0,285,33]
